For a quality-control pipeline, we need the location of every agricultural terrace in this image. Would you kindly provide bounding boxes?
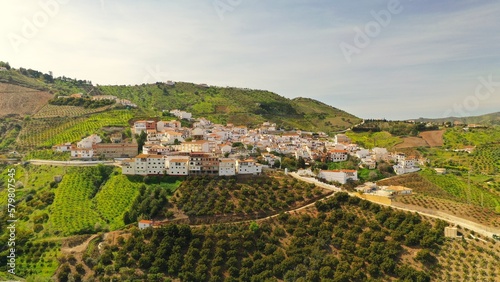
[443,127,500,148]
[470,143,500,175]
[15,241,61,280]
[433,227,500,282]
[32,104,113,119]
[94,174,141,230]
[47,167,151,236]
[17,109,134,149]
[379,170,500,226]
[345,131,402,149]
[171,175,329,222]
[394,194,500,228]
[82,193,446,281]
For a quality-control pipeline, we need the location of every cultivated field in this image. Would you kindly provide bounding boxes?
[0,82,52,116]
[419,130,445,147]
[16,110,134,149]
[32,104,113,119]
[395,137,429,148]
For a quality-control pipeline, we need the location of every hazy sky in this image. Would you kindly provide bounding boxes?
[1,0,499,120]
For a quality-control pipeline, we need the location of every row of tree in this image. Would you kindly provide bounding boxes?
[73,192,444,281]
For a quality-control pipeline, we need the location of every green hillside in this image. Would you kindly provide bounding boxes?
[413,112,500,126]
[96,82,361,132]
[0,62,362,147]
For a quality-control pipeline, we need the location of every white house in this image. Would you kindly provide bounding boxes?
[329,150,348,162]
[219,158,237,176]
[360,157,377,169]
[236,159,262,175]
[177,140,210,153]
[216,144,232,155]
[355,149,370,159]
[371,147,389,161]
[138,220,153,229]
[52,142,72,152]
[393,156,420,175]
[334,134,351,145]
[165,156,190,176]
[170,109,192,120]
[71,148,94,159]
[157,120,181,131]
[161,131,185,145]
[317,170,358,184]
[133,120,157,135]
[122,154,166,175]
[77,134,102,149]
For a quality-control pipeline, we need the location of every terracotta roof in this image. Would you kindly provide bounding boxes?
[136,154,165,159]
[169,159,189,162]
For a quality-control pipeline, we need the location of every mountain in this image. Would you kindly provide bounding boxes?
[411,112,500,126]
[96,83,361,132]
[0,63,362,133]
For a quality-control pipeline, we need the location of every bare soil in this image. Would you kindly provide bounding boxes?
[394,136,429,148]
[0,83,52,116]
[419,130,445,147]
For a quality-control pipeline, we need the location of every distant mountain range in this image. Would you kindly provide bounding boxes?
[412,112,500,126]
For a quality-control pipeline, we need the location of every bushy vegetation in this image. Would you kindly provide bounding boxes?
[95,174,141,229]
[379,170,500,213]
[470,143,500,175]
[0,117,22,152]
[17,109,134,149]
[24,149,70,161]
[172,176,327,218]
[346,131,402,149]
[33,104,112,119]
[352,120,438,136]
[84,193,445,281]
[48,166,113,235]
[49,97,115,109]
[443,127,500,148]
[123,179,179,224]
[97,82,360,131]
[419,170,500,211]
[13,241,61,280]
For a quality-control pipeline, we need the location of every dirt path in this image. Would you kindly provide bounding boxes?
[61,234,100,254]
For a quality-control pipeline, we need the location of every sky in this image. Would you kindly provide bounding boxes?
[1,0,499,120]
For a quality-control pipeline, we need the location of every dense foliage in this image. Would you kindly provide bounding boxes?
[17,109,134,149]
[48,166,113,235]
[97,82,361,132]
[49,97,115,109]
[124,183,171,224]
[172,176,327,218]
[87,193,444,281]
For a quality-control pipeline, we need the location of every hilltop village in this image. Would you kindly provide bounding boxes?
[53,109,425,183]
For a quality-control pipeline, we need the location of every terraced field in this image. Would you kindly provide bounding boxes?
[32,104,113,119]
[17,110,134,149]
[0,82,52,117]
